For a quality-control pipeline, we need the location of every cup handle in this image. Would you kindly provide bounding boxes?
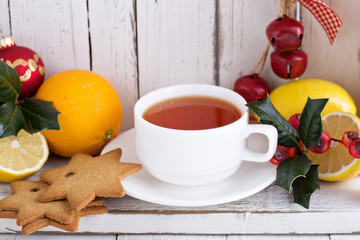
[241,124,278,162]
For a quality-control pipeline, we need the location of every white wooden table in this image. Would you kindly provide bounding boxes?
[1,154,360,239]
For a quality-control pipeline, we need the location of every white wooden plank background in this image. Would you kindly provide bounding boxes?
[88,0,138,130]
[137,0,216,97]
[301,0,360,112]
[9,0,90,79]
[1,0,357,131]
[218,0,282,90]
[0,1,10,38]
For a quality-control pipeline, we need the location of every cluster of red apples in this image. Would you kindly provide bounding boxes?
[270,113,360,165]
[233,15,306,103]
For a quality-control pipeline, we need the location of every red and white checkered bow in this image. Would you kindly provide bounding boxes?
[298,0,343,44]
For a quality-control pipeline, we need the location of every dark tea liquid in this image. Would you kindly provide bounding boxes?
[143,96,241,130]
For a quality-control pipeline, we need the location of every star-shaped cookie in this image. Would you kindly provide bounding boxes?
[38,148,142,211]
[0,181,89,226]
[0,205,107,235]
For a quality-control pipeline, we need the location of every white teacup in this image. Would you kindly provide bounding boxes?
[134,84,278,186]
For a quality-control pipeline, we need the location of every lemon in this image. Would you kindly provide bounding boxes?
[0,129,49,182]
[307,112,360,181]
[270,79,356,120]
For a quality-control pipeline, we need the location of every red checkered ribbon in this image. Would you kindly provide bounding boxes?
[298,0,342,44]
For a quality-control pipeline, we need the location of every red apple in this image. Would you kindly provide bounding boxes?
[270,49,307,79]
[233,74,270,103]
[266,15,304,52]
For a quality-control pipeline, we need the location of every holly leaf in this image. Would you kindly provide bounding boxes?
[0,102,25,137]
[0,60,21,102]
[246,96,300,148]
[21,98,61,133]
[292,165,320,209]
[298,97,328,148]
[273,154,313,192]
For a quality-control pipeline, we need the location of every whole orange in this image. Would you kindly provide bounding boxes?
[35,70,122,157]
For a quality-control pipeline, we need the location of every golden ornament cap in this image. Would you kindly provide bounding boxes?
[0,36,15,50]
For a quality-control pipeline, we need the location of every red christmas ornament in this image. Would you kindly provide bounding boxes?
[0,36,45,99]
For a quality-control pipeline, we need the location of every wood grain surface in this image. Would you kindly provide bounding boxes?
[1,156,360,236]
[1,0,357,130]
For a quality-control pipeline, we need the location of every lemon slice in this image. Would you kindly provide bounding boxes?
[0,129,49,182]
[308,112,360,181]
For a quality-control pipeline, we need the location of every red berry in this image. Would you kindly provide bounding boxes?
[287,146,302,157]
[349,139,360,158]
[270,145,288,165]
[289,113,301,130]
[266,15,304,52]
[270,49,307,79]
[310,131,331,154]
[270,144,304,165]
[233,74,270,103]
[342,131,360,148]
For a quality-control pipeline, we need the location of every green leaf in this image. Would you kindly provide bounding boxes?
[273,154,313,192]
[0,102,25,137]
[246,96,300,148]
[298,97,329,148]
[292,164,320,209]
[21,98,60,133]
[0,60,21,102]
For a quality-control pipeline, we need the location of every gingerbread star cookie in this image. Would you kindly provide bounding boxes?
[0,196,103,219]
[1,205,108,235]
[0,180,87,226]
[39,148,142,211]
[22,205,107,235]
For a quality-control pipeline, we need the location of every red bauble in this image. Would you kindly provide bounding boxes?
[0,36,45,99]
[266,15,304,52]
[233,74,270,103]
[270,49,307,79]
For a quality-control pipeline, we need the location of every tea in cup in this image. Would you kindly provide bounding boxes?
[134,84,278,186]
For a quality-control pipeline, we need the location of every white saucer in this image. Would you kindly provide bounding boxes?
[101,128,276,207]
